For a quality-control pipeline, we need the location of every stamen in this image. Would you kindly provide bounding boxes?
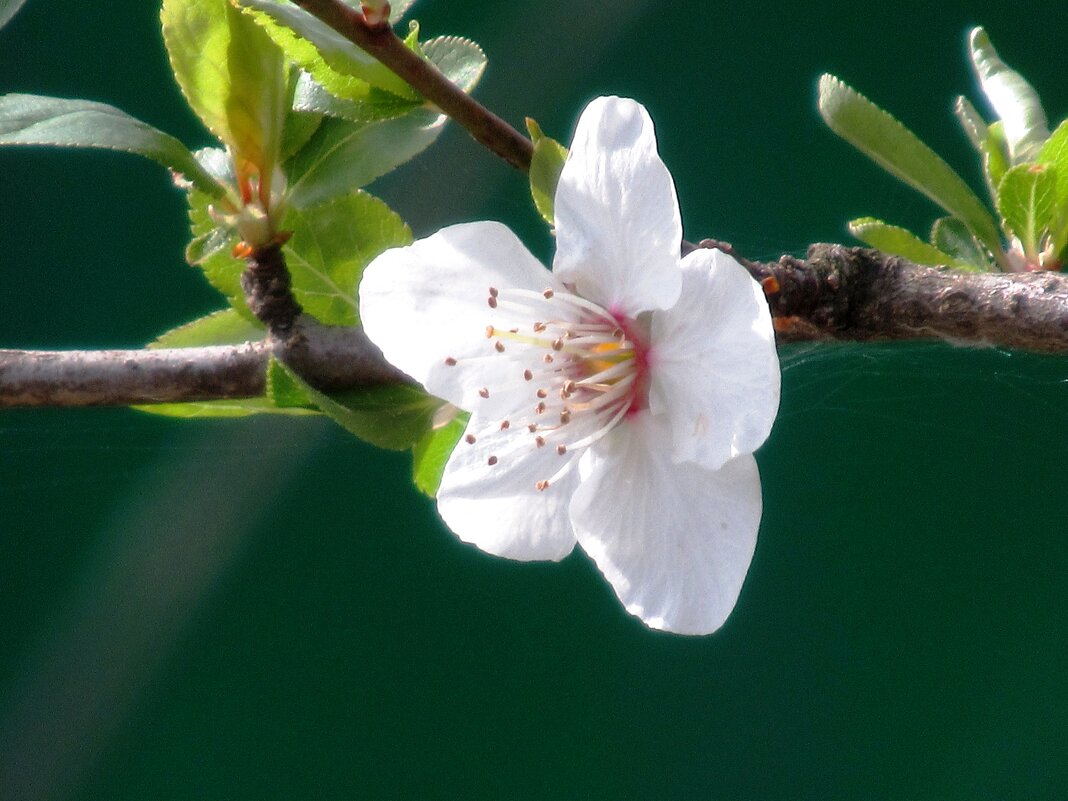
[527,423,538,433]
[485,326,495,338]
[487,455,498,466]
[543,354,554,363]
[487,296,498,309]
[444,356,457,366]
[523,369,533,381]
[500,420,510,430]
[535,436,545,448]
[465,433,477,444]
[535,402,547,414]
[560,409,571,424]
[535,480,550,491]
[552,338,564,351]
[494,341,505,353]
[489,287,499,298]
[479,387,490,399]
[543,288,555,299]
[533,322,546,332]
[536,388,548,399]
[556,444,567,455]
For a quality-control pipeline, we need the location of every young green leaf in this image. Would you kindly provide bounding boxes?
[282,190,411,326]
[968,27,1049,164]
[292,72,421,124]
[236,0,415,100]
[0,94,222,197]
[268,359,443,450]
[286,109,446,208]
[135,310,314,418]
[818,74,1003,255]
[186,188,254,318]
[997,162,1057,262]
[930,217,992,271]
[421,36,487,93]
[953,95,987,153]
[412,414,467,497]
[526,118,568,225]
[848,217,963,268]
[162,0,288,182]
[1036,120,1068,252]
[981,121,1010,203]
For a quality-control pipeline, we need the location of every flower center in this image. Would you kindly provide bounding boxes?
[446,284,651,492]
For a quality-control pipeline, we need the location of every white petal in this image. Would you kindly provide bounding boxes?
[570,412,762,635]
[552,96,682,316]
[437,416,580,561]
[359,221,560,413]
[649,248,780,471]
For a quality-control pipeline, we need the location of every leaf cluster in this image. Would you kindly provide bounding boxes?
[0,0,486,495]
[820,27,1068,273]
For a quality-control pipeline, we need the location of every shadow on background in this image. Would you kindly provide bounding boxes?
[0,1,1064,799]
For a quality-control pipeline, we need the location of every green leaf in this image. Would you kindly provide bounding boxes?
[282,190,411,325]
[0,0,29,31]
[848,217,962,267]
[136,310,313,419]
[291,71,420,124]
[526,118,568,225]
[388,0,417,23]
[421,36,487,93]
[236,0,415,100]
[286,109,446,208]
[997,162,1057,261]
[162,0,288,178]
[268,359,442,450]
[412,413,467,497]
[953,95,987,153]
[0,94,223,197]
[186,188,252,317]
[968,27,1049,163]
[981,121,1011,203]
[930,217,991,271]
[818,74,1002,255]
[1036,120,1068,252]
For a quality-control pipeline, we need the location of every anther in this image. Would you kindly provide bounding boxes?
[444,356,457,366]
[494,341,505,353]
[523,369,534,381]
[527,423,538,433]
[500,420,510,430]
[479,387,490,399]
[560,409,571,424]
[489,286,499,298]
[536,388,548,399]
[562,379,575,396]
[543,354,554,363]
[465,433,477,444]
[487,296,498,309]
[485,326,495,338]
[533,322,547,332]
[552,338,564,351]
[509,328,519,334]
[556,444,567,455]
[535,402,547,414]
[487,455,498,466]
[535,436,546,448]
[536,480,550,491]
[543,288,554,299]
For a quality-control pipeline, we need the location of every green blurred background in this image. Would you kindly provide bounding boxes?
[1,1,1065,798]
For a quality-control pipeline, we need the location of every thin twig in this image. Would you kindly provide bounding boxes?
[2,247,1066,409]
[288,0,533,171]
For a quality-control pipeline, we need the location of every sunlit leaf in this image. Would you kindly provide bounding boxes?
[412,413,467,497]
[162,0,288,179]
[526,118,568,225]
[1036,120,1068,252]
[818,74,1002,255]
[968,26,1049,164]
[286,109,446,208]
[282,190,411,326]
[186,188,252,317]
[953,95,987,153]
[421,36,486,93]
[0,94,222,196]
[848,217,963,267]
[291,71,420,123]
[997,162,1057,261]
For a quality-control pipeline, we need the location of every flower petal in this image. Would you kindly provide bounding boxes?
[570,412,762,635]
[649,248,780,471]
[552,96,682,316]
[359,221,560,413]
[437,415,580,561]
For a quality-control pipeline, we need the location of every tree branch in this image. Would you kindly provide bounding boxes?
[288,0,533,172]
[2,246,1066,409]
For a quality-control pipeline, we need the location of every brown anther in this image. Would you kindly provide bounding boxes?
[543,288,555,299]
[465,433,477,444]
[560,409,572,424]
[523,369,534,381]
[487,296,498,309]
[533,322,547,332]
[562,379,575,396]
[479,387,490,398]
[500,420,510,430]
[509,328,519,334]
[535,436,546,448]
[495,341,506,353]
[552,338,564,351]
[612,327,624,339]
[535,402,547,414]
[536,388,548,399]
[543,354,554,363]
[444,356,458,366]
[487,455,498,466]
[527,423,538,433]
[489,286,499,298]
[536,480,550,491]
[485,326,495,338]
[556,444,567,455]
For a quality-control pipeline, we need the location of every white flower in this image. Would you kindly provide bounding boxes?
[360,96,780,634]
